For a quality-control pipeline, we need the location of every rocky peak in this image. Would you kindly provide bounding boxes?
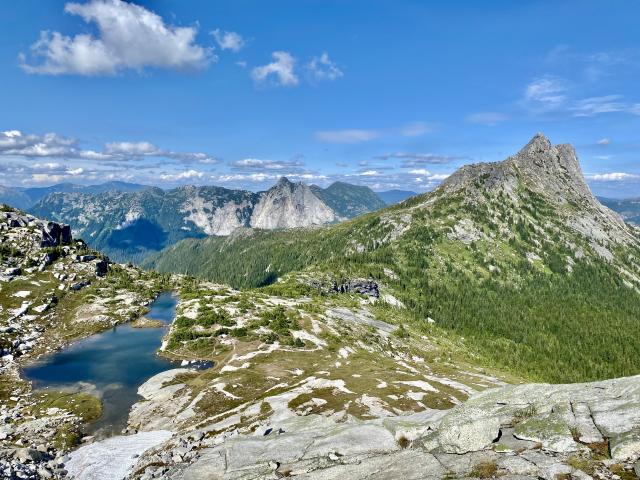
[251,177,337,229]
[436,134,634,247]
[274,176,295,190]
[508,133,592,206]
[440,134,597,206]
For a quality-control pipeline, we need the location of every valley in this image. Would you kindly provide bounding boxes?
[24,179,387,264]
[1,134,640,479]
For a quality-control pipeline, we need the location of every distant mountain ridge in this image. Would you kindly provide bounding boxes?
[599,197,640,225]
[28,178,387,262]
[147,134,640,383]
[376,189,417,205]
[0,181,148,209]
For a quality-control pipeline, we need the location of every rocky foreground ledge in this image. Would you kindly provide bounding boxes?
[117,373,640,479]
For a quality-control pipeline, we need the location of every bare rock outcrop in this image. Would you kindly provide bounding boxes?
[123,374,640,479]
[250,177,338,229]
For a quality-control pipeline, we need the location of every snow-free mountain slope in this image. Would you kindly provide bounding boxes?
[148,134,640,383]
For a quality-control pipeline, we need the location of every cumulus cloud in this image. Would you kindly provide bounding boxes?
[0,130,76,157]
[105,141,157,155]
[251,51,298,86]
[597,138,611,146]
[159,169,206,181]
[211,29,245,52]
[587,172,640,182]
[20,0,212,76]
[466,112,509,126]
[214,172,328,185]
[306,52,343,82]
[314,129,379,144]
[0,130,218,164]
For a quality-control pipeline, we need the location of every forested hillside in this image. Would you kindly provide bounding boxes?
[147,135,640,383]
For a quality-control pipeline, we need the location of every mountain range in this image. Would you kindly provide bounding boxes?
[148,133,640,383]
[0,181,148,210]
[25,178,387,262]
[3,134,640,479]
[599,196,640,225]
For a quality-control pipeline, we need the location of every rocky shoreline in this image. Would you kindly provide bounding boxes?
[0,208,165,479]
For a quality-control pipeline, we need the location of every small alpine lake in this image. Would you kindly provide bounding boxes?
[22,291,178,437]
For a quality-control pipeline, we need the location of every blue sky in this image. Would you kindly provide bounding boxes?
[1,0,639,197]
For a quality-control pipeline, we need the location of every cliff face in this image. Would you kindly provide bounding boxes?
[438,133,633,246]
[29,179,385,262]
[251,177,338,229]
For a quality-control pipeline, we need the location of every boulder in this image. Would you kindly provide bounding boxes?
[60,224,72,244]
[513,413,578,453]
[40,222,61,247]
[95,259,109,277]
[15,447,48,463]
[331,279,380,298]
[437,407,501,454]
[610,429,640,461]
[70,280,91,291]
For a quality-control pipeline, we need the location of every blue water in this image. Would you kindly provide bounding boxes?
[23,292,178,437]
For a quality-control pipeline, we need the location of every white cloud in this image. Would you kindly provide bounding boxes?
[429,173,450,181]
[409,168,431,175]
[230,158,304,171]
[572,95,626,117]
[20,0,212,76]
[587,172,640,182]
[314,129,379,144]
[400,121,432,137]
[0,129,218,164]
[466,112,509,126]
[597,138,611,146]
[33,162,63,170]
[211,29,245,52]
[306,52,343,82]
[105,141,158,155]
[251,51,298,86]
[522,72,640,118]
[0,130,75,157]
[524,76,567,111]
[159,169,205,181]
[214,172,327,184]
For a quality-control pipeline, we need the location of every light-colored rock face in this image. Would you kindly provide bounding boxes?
[251,179,337,229]
[124,374,640,479]
[440,134,632,244]
[65,430,173,480]
[180,195,251,236]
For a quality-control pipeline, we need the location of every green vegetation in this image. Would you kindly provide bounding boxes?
[311,181,386,218]
[32,390,102,423]
[148,179,640,384]
[469,460,498,478]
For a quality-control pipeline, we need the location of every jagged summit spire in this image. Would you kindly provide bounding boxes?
[520,132,552,156]
[275,176,294,188]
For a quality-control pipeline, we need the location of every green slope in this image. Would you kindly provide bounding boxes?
[310,181,386,218]
[146,135,640,383]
